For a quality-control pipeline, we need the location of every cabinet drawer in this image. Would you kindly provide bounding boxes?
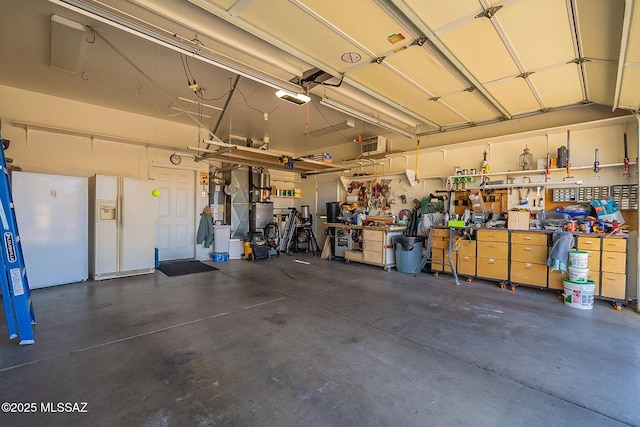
[457,255,476,276]
[477,229,509,242]
[457,240,476,256]
[601,251,626,273]
[510,261,547,287]
[548,270,565,290]
[602,237,627,253]
[511,232,547,246]
[582,250,601,272]
[431,238,450,250]
[601,272,626,299]
[431,249,456,262]
[363,250,383,265]
[363,239,383,252]
[476,257,508,280]
[511,244,547,264]
[430,228,451,238]
[345,250,363,262]
[577,236,601,251]
[477,241,508,259]
[362,229,384,243]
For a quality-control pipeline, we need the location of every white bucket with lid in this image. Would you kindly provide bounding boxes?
[568,265,589,282]
[563,279,595,310]
[568,250,589,268]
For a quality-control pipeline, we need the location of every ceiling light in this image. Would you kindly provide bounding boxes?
[307,120,355,137]
[320,98,413,138]
[275,90,311,105]
[49,0,303,94]
[50,15,85,73]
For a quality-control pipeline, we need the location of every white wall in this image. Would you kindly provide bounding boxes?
[0,84,215,261]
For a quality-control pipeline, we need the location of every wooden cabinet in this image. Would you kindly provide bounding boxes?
[344,226,405,270]
[430,228,456,273]
[600,237,627,299]
[476,229,509,280]
[510,231,548,288]
[457,240,476,277]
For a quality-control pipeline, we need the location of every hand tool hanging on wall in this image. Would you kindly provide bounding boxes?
[414,136,421,184]
[623,131,630,176]
[545,152,551,181]
[594,148,600,175]
[564,129,574,180]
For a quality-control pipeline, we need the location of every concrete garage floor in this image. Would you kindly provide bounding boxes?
[0,253,639,426]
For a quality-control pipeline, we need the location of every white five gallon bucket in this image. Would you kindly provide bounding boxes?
[563,279,595,310]
[568,250,589,268]
[568,266,589,282]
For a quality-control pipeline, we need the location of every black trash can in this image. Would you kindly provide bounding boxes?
[326,202,340,223]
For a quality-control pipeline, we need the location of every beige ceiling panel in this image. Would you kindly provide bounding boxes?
[440,91,498,123]
[298,0,411,56]
[348,64,429,104]
[404,0,480,30]
[529,64,584,107]
[384,47,465,96]
[618,67,640,109]
[485,78,540,114]
[439,17,520,83]
[575,0,624,60]
[583,61,618,105]
[624,1,640,63]
[406,100,465,126]
[498,0,574,70]
[238,0,368,72]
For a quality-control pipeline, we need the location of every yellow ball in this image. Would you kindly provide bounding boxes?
[152,189,160,197]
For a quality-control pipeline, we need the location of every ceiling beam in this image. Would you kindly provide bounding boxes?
[613,0,636,111]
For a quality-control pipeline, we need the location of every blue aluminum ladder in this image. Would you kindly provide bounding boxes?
[0,134,35,344]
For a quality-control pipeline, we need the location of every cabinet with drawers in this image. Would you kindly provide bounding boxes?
[476,229,509,281]
[430,228,456,273]
[457,240,477,277]
[344,226,405,270]
[600,237,627,300]
[510,232,549,288]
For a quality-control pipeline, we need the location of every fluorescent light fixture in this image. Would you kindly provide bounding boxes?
[275,90,311,105]
[307,120,355,137]
[320,98,413,138]
[49,0,303,94]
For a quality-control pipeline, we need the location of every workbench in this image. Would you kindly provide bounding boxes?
[324,223,407,271]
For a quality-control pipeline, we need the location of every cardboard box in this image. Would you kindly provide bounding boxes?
[508,211,530,230]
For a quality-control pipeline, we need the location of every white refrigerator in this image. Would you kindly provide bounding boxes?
[89,175,155,280]
[12,172,88,289]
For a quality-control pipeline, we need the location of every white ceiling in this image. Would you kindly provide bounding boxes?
[0,0,638,158]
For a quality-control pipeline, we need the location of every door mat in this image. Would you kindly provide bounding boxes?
[157,260,218,277]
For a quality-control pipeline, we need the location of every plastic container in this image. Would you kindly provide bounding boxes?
[326,202,340,223]
[568,265,589,282]
[210,252,229,262]
[568,250,589,268]
[563,279,596,310]
[395,241,423,274]
[213,225,231,253]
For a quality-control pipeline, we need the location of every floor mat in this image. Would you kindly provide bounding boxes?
[157,260,218,277]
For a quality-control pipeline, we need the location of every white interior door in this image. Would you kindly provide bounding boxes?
[154,167,195,261]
